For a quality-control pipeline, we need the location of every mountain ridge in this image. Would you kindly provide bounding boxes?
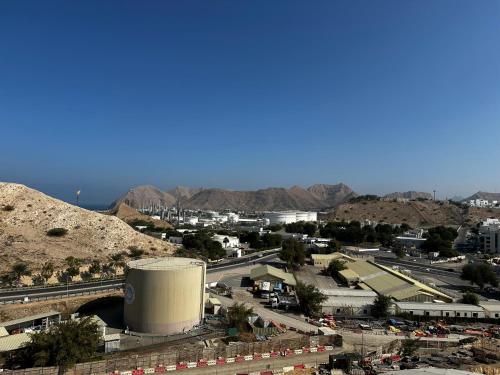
[112,183,357,211]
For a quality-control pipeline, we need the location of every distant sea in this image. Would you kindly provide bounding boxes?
[80,204,109,211]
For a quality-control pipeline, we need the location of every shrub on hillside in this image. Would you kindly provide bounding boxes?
[46,228,68,237]
[2,205,15,211]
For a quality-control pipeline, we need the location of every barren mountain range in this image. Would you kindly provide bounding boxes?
[111,183,358,211]
[0,183,174,273]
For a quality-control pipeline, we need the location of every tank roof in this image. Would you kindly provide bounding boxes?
[127,257,205,270]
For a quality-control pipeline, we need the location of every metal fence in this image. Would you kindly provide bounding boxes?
[1,335,341,375]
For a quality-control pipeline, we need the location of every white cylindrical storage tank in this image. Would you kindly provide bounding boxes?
[124,257,206,335]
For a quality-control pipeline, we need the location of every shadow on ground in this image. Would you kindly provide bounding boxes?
[76,295,124,329]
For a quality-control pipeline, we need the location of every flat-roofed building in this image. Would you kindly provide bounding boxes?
[319,288,377,317]
[478,300,500,319]
[395,302,485,319]
[0,310,61,334]
[338,260,452,302]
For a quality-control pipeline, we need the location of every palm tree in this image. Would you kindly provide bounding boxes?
[11,262,31,285]
[41,262,54,283]
[227,302,253,332]
[88,259,101,276]
[109,253,126,272]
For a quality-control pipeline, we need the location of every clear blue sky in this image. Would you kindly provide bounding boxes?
[1,1,499,204]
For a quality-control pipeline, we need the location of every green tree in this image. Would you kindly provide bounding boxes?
[279,238,306,268]
[393,247,406,259]
[323,259,347,278]
[460,292,479,305]
[32,274,45,286]
[461,263,498,290]
[14,317,100,368]
[372,295,392,318]
[227,302,253,332]
[80,271,93,282]
[65,266,79,281]
[11,262,31,285]
[109,253,126,270]
[295,282,327,317]
[400,339,420,357]
[128,247,145,259]
[40,262,54,283]
[88,259,101,276]
[65,256,82,268]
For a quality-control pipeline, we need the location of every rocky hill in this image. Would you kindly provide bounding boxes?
[167,186,204,201]
[112,183,357,211]
[307,183,358,207]
[111,203,172,229]
[383,191,433,200]
[465,191,500,202]
[0,183,174,273]
[330,199,465,227]
[110,185,177,209]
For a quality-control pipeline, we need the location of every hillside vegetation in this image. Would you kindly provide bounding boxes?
[329,199,465,227]
[329,198,500,227]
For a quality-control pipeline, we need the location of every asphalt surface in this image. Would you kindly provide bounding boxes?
[0,249,280,304]
[374,257,459,277]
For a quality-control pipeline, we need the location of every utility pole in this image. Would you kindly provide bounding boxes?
[433,190,436,201]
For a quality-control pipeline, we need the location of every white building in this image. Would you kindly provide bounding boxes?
[320,289,377,317]
[186,217,199,225]
[212,234,240,248]
[478,301,500,319]
[469,199,499,208]
[479,218,500,254]
[264,211,317,225]
[394,302,486,319]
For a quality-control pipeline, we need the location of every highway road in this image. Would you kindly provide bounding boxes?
[374,256,460,277]
[0,249,280,305]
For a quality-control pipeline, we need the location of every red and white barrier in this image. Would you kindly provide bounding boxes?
[111,344,336,374]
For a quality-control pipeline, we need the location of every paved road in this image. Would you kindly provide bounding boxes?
[0,250,280,305]
[216,294,319,334]
[374,257,459,277]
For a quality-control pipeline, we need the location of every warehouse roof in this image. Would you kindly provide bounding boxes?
[339,260,452,302]
[208,297,221,306]
[318,288,377,297]
[0,333,30,352]
[395,302,484,312]
[0,310,61,328]
[0,327,8,337]
[323,296,376,308]
[250,265,296,286]
[479,300,500,313]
